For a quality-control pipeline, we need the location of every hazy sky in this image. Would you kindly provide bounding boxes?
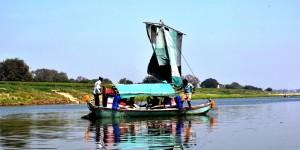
[1,0,299,89]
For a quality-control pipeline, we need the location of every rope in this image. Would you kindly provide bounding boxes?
[181,52,210,100]
[181,53,196,77]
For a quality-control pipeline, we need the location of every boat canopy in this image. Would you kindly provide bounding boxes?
[144,21,184,87]
[114,83,178,99]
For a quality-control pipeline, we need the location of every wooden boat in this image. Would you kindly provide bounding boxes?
[86,101,213,119]
[85,84,214,119]
[84,21,214,119]
[86,114,213,125]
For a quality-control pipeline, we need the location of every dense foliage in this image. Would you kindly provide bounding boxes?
[200,78,219,88]
[142,75,161,83]
[265,87,273,92]
[32,68,68,82]
[118,78,133,84]
[182,74,200,87]
[225,82,244,89]
[102,78,113,84]
[0,58,32,81]
[244,85,262,91]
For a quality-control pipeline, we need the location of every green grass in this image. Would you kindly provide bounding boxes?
[0,81,297,106]
[0,81,93,106]
[192,88,287,99]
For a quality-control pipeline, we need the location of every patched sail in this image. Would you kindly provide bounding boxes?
[145,21,184,87]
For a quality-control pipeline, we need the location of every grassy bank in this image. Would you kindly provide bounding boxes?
[0,81,92,106]
[192,88,287,99]
[0,81,296,106]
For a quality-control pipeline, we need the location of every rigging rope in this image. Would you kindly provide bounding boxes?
[181,52,210,100]
[180,52,196,78]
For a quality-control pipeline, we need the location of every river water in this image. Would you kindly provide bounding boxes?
[1,97,300,150]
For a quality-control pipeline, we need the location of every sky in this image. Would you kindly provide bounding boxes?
[1,0,299,89]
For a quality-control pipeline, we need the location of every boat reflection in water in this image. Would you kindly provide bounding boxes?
[84,115,215,149]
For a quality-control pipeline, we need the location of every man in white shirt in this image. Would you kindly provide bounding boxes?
[93,77,103,106]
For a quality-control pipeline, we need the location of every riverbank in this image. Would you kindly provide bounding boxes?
[0,81,298,106]
[0,81,91,106]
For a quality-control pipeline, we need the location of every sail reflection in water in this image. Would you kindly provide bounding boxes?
[85,116,215,149]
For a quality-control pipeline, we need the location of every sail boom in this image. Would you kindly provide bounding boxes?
[143,22,186,35]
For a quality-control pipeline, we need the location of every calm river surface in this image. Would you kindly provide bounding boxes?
[1,97,300,150]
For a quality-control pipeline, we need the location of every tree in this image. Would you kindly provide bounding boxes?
[225,82,244,89]
[265,87,273,92]
[76,76,87,82]
[53,72,68,82]
[182,74,200,88]
[200,78,219,88]
[32,68,68,82]
[32,68,54,82]
[102,78,113,84]
[142,75,161,83]
[244,85,262,91]
[118,78,133,84]
[0,58,32,81]
[91,77,113,84]
[76,76,90,83]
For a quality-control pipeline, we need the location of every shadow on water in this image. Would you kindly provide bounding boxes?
[84,115,215,149]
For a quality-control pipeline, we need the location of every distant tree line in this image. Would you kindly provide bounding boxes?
[32,68,68,82]
[0,58,271,91]
[200,78,272,92]
[0,58,139,84]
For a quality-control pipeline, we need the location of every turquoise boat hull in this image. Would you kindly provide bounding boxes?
[86,101,212,119]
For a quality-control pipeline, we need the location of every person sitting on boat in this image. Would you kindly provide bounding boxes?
[127,97,139,109]
[181,79,194,108]
[146,96,160,108]
[162,96,176,108]
[93,77,103,106]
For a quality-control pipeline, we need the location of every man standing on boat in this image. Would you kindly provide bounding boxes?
[93,77,103,106]
[182,79,194,108]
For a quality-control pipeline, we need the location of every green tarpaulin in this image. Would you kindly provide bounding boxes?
[145,22,183,87]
